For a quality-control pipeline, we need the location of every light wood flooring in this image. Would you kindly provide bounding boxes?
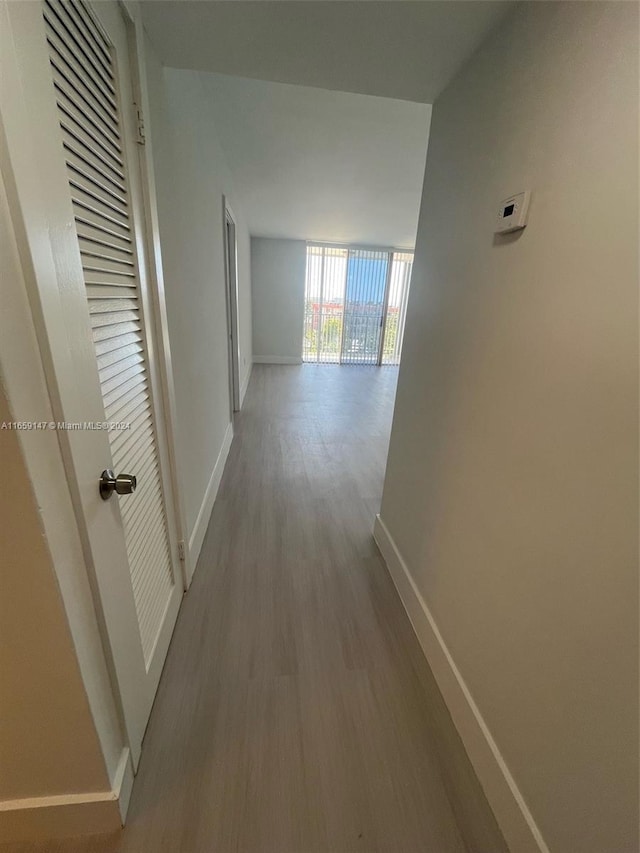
[4,365,506,853]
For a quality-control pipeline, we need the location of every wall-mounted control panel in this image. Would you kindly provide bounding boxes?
[495,191,531,234]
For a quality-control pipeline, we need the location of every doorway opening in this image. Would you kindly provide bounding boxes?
[302,244,413,365]
[223,200,241,413]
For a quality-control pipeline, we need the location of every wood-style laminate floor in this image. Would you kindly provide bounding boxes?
[6,365,473,853]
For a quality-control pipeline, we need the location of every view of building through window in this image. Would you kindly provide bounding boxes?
[302,245,413,365]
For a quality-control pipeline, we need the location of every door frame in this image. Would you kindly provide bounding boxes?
[0,0,190,765]
[125,0,191,588]
[222,197,241,414]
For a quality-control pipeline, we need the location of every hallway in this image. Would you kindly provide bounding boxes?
[6,366,473,853]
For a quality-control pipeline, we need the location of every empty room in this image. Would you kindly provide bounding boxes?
[0,2,638,853]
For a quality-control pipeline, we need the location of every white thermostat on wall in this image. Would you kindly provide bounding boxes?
[495,190,531,234]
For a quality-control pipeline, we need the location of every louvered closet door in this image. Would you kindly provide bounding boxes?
[41,0,183,752]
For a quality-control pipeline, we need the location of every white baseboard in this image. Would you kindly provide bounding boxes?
[373,515,549,853]
[0,748,133,844]
[240,361,253,406]
[187,422,234,585]
[253,355,302,365]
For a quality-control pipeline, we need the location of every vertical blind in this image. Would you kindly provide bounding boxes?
[303,244,413,366]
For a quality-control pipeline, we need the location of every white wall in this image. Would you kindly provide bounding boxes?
[378,3,638,852]
[144,39,253,562]
[251,238,307,364]
[0,384,110,806]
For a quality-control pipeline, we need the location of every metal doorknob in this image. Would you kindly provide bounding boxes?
[99,469,137,500]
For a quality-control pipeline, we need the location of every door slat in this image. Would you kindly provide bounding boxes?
[44,0,175,664]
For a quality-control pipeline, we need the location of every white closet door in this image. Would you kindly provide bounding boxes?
[43,0,173,662]
[34,0,183,761]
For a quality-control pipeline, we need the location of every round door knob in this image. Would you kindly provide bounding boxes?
[99,469,137,500]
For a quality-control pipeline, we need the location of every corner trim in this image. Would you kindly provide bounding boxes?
[0,748,132,844]
[113,745,134,823]
[187,422,234,584]
[252,355,302,365]
[373,514,549,853]
[240,362,253,407]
